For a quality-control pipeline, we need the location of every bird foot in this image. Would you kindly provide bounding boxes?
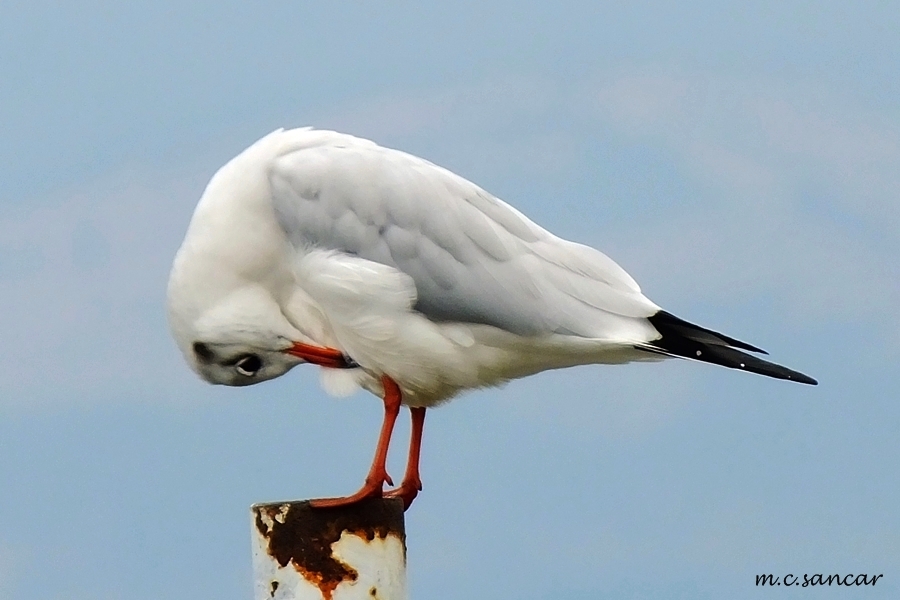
[384,477,423,511]
[309,472,394,509]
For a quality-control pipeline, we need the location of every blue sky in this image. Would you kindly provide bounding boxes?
[2,2,899,599]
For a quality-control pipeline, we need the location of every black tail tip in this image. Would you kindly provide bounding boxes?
[644,310,818,386]
[786,372,818,386]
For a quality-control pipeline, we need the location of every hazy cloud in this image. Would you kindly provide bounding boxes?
[578,71,900,339]
[585,68,900,228]
[0,169,209,408]
[5,66,898,410]
[309,69,900,338]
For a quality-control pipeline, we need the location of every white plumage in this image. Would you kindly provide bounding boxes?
[167,128,687,406]
[166,127,815,508]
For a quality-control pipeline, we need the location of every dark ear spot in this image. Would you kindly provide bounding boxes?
[193,342,215,362]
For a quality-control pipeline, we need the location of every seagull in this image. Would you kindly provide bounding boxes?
[167,128,816,510]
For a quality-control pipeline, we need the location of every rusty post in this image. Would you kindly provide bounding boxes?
[251,498,407,600]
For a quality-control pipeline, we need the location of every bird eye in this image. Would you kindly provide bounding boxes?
[234,354,262,376]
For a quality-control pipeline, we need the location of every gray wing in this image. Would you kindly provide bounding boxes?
[268,129,659,338]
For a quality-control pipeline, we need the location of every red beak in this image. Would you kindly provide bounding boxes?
[283,342,357,369]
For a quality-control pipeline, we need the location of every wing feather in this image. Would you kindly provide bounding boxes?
[268,129,658,340]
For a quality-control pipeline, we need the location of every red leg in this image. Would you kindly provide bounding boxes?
[310,376,402,508]
[385,407,426,510]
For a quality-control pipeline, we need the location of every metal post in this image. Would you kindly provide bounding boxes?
[251,498,407,600]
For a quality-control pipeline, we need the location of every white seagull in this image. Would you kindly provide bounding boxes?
[167,128,816,509]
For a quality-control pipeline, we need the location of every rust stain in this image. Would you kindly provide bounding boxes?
[254,498,405,600]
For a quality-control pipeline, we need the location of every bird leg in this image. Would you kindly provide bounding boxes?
[385,407,426,510]
[310,375,402,508]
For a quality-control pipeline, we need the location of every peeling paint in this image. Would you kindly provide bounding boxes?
[252,498,407,600]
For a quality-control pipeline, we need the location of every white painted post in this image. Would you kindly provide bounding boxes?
[251,498,407,600]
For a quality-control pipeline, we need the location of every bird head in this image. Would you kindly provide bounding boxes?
[164,132,352,387]
[167,283,311,386]
[186,338,305,387]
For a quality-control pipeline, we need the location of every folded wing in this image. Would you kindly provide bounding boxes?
[268,129,659,343]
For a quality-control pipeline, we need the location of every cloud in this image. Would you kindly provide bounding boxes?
[754,95,900,224]
[576,69,900,338]
[310,75,583,181]
[3,65,897,410]
[583,68,900,229]
[313,70,900,338]
[310,68,900,242]
[0,167,211,408]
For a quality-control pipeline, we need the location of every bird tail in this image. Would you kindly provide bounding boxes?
[636,310,817,385]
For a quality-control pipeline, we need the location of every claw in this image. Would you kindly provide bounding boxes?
[307,379,428,512]
[384,481,421,511]
[310,376,402,510]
